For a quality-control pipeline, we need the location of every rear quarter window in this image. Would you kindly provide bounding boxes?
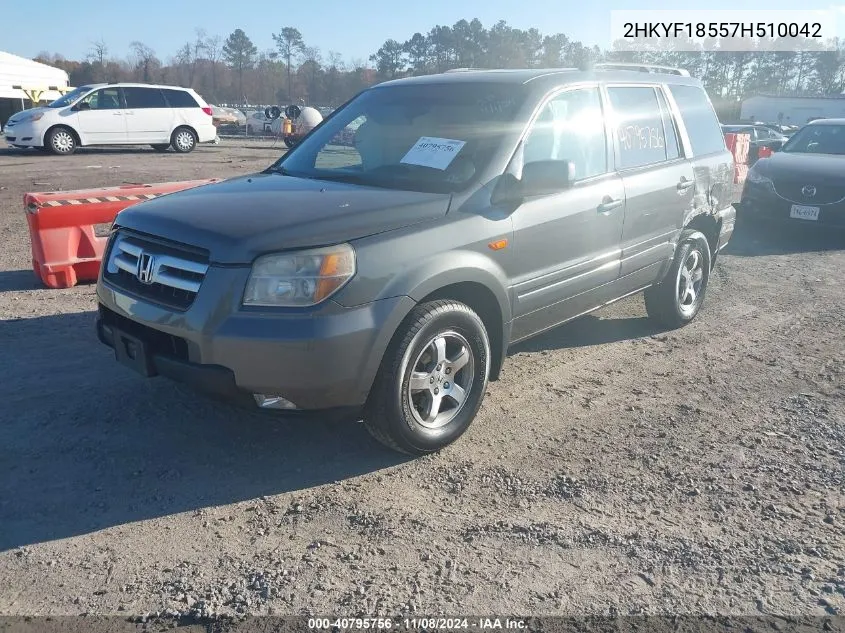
[668,84,726,156]
[162,89,199,108]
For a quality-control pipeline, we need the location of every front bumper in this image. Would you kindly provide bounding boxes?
[3,121,40,147]
[96,270,415,412]
[741,181,845,229]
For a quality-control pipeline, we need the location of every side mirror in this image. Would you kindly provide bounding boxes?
[74,102,91,111]
[521,160,576,196]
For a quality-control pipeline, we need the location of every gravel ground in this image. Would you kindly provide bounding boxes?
[0,140,843,621]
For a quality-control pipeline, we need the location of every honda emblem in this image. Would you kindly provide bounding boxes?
[136,252,155,285]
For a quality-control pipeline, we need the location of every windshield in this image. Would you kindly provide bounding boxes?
[273,83,529,193]
[781,124,845,155]
[48,86,93,108]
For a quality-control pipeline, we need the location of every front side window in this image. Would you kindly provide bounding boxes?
[607,86,668,170]
[522,87,608,180]
[274,83,529,193]
[123,87,168,109]
[79,88,122,111]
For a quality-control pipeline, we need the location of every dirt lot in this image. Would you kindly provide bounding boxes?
[0,140,843,621]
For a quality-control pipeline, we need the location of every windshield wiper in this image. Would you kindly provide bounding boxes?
[265,165,297,176]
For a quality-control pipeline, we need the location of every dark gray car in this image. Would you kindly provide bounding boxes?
[95,65,736,455]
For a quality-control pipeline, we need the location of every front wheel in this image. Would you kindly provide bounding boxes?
[363,300,491,455]
[171,127,197,153]
[644,229,711,329]
[46,127,77,155]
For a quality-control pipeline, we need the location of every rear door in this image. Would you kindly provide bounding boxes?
[606,84,695,280]
[122,87,173,143]
[75,87,127,143]
[666,84,735,224]
[508,85,625,341]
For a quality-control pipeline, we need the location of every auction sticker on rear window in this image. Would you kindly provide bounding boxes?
[401,137,466,170]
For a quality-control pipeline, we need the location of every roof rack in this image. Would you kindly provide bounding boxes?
[443,68,484,73]
[593,63,690,77]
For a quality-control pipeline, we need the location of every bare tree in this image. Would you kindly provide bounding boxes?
[87,39,109,81]
[130,41,160,83]
[205,34,223,97]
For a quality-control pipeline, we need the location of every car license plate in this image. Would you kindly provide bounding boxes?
[790,204,820,221]
[112,328,156,377]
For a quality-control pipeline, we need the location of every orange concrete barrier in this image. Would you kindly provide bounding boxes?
[24,179,220,289]
[724,132,751,184]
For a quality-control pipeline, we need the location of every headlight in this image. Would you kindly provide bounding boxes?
[746,168,772,186]
[243,243,356,307]
[30,112,44,122]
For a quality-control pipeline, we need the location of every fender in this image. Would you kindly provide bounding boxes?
[353,250,513,400]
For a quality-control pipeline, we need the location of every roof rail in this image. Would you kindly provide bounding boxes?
[443,67,483,73]
[593,63,690,77]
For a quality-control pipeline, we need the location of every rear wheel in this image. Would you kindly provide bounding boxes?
[645,229,711,329]
[46,127,77,155]
[363,300,491,455]
[151,144,170,152]
[171,127,196,153]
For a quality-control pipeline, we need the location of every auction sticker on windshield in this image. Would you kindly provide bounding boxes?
[401,137,466,170]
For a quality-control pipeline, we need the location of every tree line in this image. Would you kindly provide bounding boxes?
[33,20,845,117]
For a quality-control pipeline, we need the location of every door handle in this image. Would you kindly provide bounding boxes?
[677,178,694,191]
[597,196,623,213]
[112,112,123,116]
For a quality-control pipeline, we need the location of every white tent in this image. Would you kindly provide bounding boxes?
[0,51,69,102]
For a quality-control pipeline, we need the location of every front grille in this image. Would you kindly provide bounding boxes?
[103,230,209,310]
[100,304,190,362]
[774,181,845,205]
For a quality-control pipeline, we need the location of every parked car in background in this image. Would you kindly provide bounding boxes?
[722,123,789,165]
[210,106,238,127]
[95,65,735,454]
[223,107,246,127]
[245,111,272,134]
[741,118,845,229]
[3,83,216,154]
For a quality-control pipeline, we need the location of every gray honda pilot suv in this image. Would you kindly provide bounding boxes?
[96,65,736,455]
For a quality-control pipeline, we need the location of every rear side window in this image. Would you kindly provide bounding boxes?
[124,87,168,109]
[607,86,668,169]
[668,84,725,156]
[162,89,199,108]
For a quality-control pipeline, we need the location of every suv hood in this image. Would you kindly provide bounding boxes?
[115,173,451,264]
[757,151,845,181]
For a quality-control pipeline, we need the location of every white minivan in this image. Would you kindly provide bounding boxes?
[3,83,217,155]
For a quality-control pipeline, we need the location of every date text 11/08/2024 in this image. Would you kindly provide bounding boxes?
[307,618,528,630]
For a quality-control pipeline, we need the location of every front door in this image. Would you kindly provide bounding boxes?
[75,87,127,143]
[122,87,173,143]
[508,86,625,341]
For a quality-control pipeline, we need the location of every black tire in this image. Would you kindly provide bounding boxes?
[46,126,77,155]
[363,300,491,455]
[151,144,170,152]
[283,135,296,148]
[644,229,711,329]
[171,127,197,153]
